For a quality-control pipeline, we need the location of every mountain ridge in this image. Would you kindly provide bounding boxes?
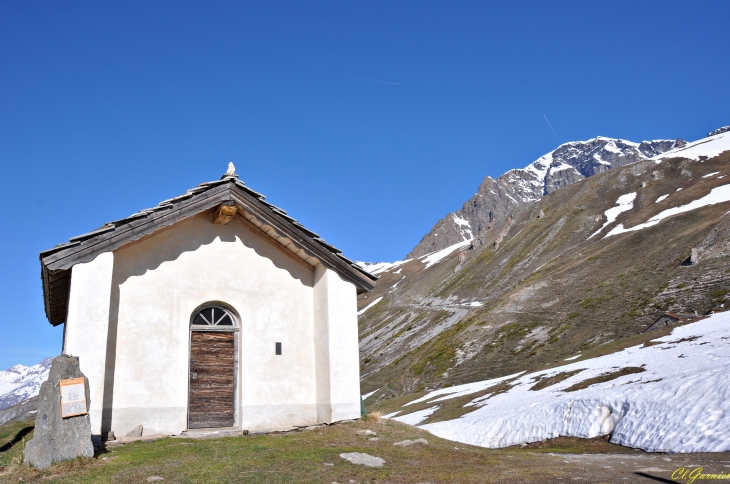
[407,136,682,259]
[0,358,51,411]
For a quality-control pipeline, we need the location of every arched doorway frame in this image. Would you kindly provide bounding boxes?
[187,301,240,429]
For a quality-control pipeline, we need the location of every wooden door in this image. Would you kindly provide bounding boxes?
[189,331,235,429]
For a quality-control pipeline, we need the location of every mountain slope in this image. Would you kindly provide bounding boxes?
[408,137,681,258]
[380,311,730,453]
[358,130,730,403]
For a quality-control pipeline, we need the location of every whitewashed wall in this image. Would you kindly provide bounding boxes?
[63,213,362,438]
[65,251,115,441]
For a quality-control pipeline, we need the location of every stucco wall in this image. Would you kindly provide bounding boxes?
[64,251,115,440]
[313,266,361,422]
[64,213,361,437]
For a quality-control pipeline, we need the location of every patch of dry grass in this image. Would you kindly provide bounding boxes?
[563,366,645,392]
[529,369,585,391]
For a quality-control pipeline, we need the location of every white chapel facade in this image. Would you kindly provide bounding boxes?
[40,166,376,441]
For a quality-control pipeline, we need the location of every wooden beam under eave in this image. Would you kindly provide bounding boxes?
[213,202,238,224]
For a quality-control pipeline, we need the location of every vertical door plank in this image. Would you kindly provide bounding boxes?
[189,331,235,428]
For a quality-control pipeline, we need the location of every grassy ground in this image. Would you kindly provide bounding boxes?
[3,416,729,483]
[0,420,644,483]
[0,420,33,468]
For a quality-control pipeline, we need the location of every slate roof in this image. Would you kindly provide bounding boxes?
[40,174,377,326]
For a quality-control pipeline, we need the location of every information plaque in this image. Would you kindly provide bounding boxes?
[59,377,87,418]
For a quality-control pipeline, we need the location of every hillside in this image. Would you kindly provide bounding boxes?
[358,129,730,406]
[377,311,730,452]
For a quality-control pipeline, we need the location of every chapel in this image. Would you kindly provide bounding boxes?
[39,164,376,442]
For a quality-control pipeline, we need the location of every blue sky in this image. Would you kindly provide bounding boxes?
[1,1,729,369]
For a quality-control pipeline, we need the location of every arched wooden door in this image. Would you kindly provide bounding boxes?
[189,306,236,429]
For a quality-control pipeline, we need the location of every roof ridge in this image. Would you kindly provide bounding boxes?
[39,176,377,326]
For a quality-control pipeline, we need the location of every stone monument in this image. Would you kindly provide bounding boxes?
[24,355,94,469]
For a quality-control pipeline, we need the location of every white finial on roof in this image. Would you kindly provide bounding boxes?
[226,162,236,176]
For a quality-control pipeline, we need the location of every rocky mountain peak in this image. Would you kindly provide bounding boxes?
[407,136,680,258]
[708,126,730,137]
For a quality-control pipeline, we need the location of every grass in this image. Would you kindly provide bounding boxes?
[0,421,34,468]
[529,369,585,391]
[0,418,632,483]
[563,367,645,392]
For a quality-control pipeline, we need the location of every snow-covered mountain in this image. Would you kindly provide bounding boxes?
[0,358,52,411]
[408,136,681,258]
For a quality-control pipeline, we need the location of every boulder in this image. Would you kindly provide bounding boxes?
[339,452,385,468]
[24,355,94,469]
[394,438,428,447]
[356,429,376,436]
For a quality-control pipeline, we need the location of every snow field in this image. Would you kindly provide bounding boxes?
[386,311,730,453]
[653,132,730,162]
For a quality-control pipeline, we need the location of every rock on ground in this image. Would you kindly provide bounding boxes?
[23,355,94,469]
[126,425,143,437]
[394,438,428,447]
[356,429,376,436]
[339,452,386,468]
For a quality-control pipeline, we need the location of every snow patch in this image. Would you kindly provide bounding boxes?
[358,297,383,316]
[391,276,405,290]
[405,371,524,407]
[355,259,411,276]
[655,194,669,203]
[703,172,721,178]
[392,405,440,425]
[564,355,581,361]
[603,141,622,154]
[550,163,578,173]
[452,214,474,241]
[605,184,730,238]
[421,240,473,269]
[361,388,379,400]
[588,192,637,239]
